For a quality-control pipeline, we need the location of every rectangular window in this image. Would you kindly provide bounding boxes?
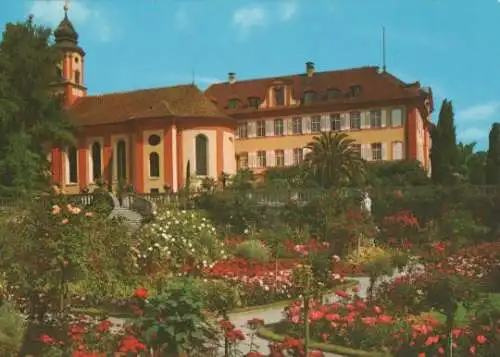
[274,87,285,106]
[67,146,78,184]
[257,150,266,168]
[351,144,361,156]
[292,117,302,135]
[391,108,403,127]
[238,122,248,139]
[274,119,284,136]
[370,110,382,128]
[330,114,341,131]
[311,116,321,133]
[238,152,248,169]
[350,112,361,130]
[256,120,266,137]
[293,148,303,165]
[275,150,285,167]
[371,143,382,161]
[248,97,260,109]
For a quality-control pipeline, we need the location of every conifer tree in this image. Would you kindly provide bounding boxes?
[430,99,458,184]
[486,123,500,185]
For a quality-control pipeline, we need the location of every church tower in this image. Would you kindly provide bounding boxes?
[53,1,87,107]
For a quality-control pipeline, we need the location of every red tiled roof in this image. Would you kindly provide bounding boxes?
[205,66,430,114]
[69,84,229,126]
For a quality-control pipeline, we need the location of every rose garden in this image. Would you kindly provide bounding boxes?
[1,160,500,357]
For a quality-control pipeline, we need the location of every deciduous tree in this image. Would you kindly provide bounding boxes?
[0,17,74,195]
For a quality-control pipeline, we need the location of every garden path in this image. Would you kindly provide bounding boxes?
[227,263,424,357]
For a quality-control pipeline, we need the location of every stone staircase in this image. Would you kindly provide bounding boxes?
[107,194,144,232]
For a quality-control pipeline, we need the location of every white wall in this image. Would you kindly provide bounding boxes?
[223,132,236,174]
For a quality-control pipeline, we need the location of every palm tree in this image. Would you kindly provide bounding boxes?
[305,132,366,188]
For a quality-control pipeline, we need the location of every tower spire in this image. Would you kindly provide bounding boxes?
[64,0,69,15]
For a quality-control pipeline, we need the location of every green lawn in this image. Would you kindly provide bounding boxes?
[429,293,500,325]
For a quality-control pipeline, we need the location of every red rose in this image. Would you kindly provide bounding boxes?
[134,287,149,299]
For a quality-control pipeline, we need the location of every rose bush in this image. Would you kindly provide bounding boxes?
[280,288,500,357]
[136,208,227,275]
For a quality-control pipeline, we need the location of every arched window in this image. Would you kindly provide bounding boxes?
[149,152,160,177]
[67,146,78,184]
[195,134,208,176]
[116,140,127,180]
[91,142,101,181]
[74,70,81,85]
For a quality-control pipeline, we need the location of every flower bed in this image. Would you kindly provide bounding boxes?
[258,287,500,357]
[205,257,350,308]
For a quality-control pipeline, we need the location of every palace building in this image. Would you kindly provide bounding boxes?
[49,8,236,194]
[205,63,434,176]
[49,8,433,194]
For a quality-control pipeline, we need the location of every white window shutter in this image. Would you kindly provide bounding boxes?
[248,152,257,168]
[393,141,403,160]
[286,119,293,135]
[266,150,275,167]
[381,110,387,128]
[382,142,388,160]
[320,115,328,132]
[303,117,311,134]
[361,144,371,161]
[361,112,368,129]
[265,120,274,137]
[284,149,293,166]
[340,113,348,131]
[248,121,256,138]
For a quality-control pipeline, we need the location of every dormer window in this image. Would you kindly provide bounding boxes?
[350,85,362,97]
[303,91,316,105]
[327,88,341,100]
[227,98,239,109]
[273,86,285,106]
[248,97,260,109]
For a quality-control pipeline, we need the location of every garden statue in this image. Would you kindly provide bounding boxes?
[361,192,372,215]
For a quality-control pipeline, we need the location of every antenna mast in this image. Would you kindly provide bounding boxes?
[191,68,196,85]
[382,26,387,72]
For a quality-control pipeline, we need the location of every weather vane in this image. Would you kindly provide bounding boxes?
[64,0,69,14]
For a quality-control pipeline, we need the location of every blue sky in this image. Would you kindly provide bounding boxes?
[2,0,500,150]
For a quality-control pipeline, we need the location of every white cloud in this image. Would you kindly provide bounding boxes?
[232,1,298,39]
[28,0,111,43]
[457,102,500,121]
[458,127,489,142]
[279,1,298,22]
[196,76,222,85]
[232,5,268,34]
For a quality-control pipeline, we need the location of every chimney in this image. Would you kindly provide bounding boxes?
[228,72,236,84]
[306,62,315,77]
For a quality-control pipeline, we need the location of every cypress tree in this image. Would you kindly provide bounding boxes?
[485,123,500,185]
[430,99,458,184]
